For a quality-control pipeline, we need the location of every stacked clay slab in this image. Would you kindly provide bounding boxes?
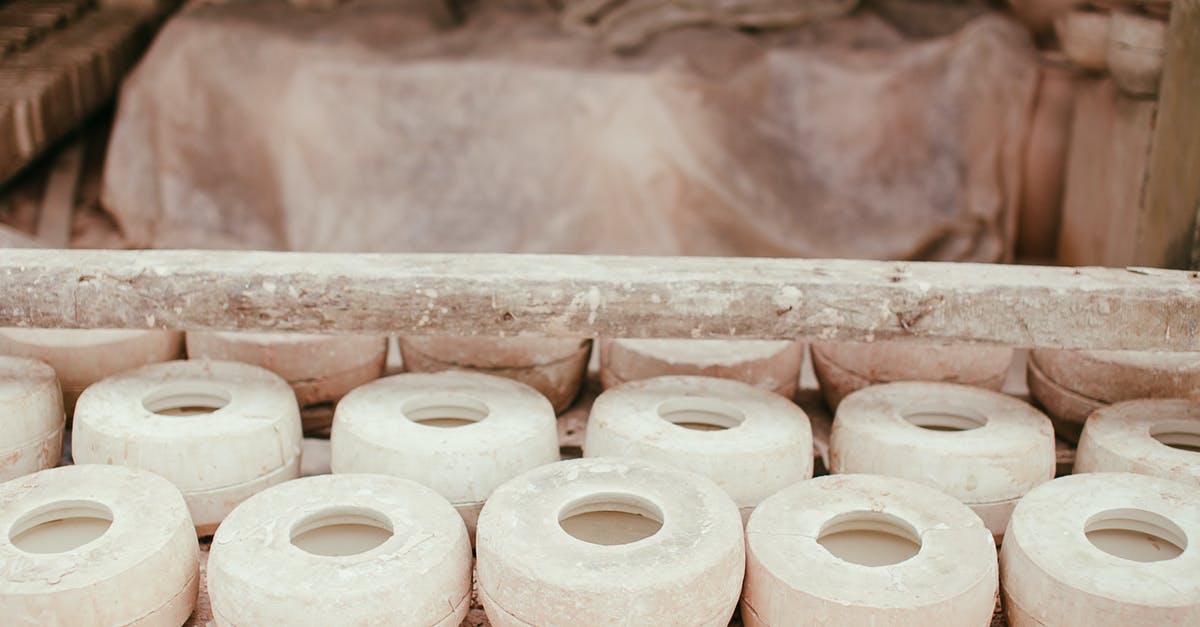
[208,474,472,627]
[476,457,745,626]
[0,356,64,482]
[0,328,182,415]
[399,335,591,413]
[72,360,302,535]
[598,339,805,398]
[331,371,560,538]
[0,465,200,625]
[743,474,998,626]
[831,382,1056,542]
[1028,348,1200,442]
[811,340,1012,410]
[186,331,387,432]
[1002,473,1200,625]
[1074,399,1200,486]
[585,375,812,522]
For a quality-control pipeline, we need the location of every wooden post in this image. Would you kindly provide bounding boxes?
[35,138,84,247]
[1141,0,1200,269]
[0,249,1196,351]
[1057,78,1157,267]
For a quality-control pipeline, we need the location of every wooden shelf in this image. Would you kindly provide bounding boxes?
[0,249,1195,351]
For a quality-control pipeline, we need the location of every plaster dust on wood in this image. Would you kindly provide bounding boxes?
[0,250,1196,351]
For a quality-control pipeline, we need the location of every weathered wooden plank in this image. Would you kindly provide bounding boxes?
[0,249,1196,350]
[1057,78,1157,267]
[0,5,154,185]
[35,137,83,247]
[1140,0,1200,269]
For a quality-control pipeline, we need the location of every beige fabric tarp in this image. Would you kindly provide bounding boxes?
[102,0,1037,261]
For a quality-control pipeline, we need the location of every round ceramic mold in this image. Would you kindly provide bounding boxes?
[1025,352,1105,442]
[0,465,199,626]
[208,473,471,627]
[331,371,559,538]
[584,375,812,521]
[830,382,1055,542]
[1001,473,1200,626]
[476,457,744,626]
[0,357,64,482]
[743,474,997,626]
[72,360,303,535]
[398,335,591,413]
[0,328,183,415]
[185,331,387,408]
[1075,399,1200,486]
[1030,348,1200,404]
[598,339,805,398]
[811,341,1011,410]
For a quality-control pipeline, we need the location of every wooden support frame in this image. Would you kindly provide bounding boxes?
[0,249,1197,351]
[1142,0,1200,270]
[1057,0,1200,270]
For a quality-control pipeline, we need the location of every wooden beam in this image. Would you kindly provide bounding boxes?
[1140,0,1200,269]
[0,249,1196,350]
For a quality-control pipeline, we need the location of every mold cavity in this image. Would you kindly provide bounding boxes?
[403,394,490,428]
[9,500,113,554]
[902,405,987,432]
[1085,508,1187,563]
[1149,422,1200,453]
[290,507,394,557]
[142,383,232,416]
[657,397,745,431]
[817,511,922,566]
[559,492,664,546]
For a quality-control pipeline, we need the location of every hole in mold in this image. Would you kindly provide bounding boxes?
[403,394,490,428]
[142,383,232,416]
[657,397,745,431]
[902,405,987,432]
[1085,508,1187,563]
[1150,422,1200,454]
[559,492,664,546]
[817,510,922,566]
[9,500,113,554]
[290,507,394,557]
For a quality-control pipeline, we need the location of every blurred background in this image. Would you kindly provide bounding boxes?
[0,0,1193,269]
